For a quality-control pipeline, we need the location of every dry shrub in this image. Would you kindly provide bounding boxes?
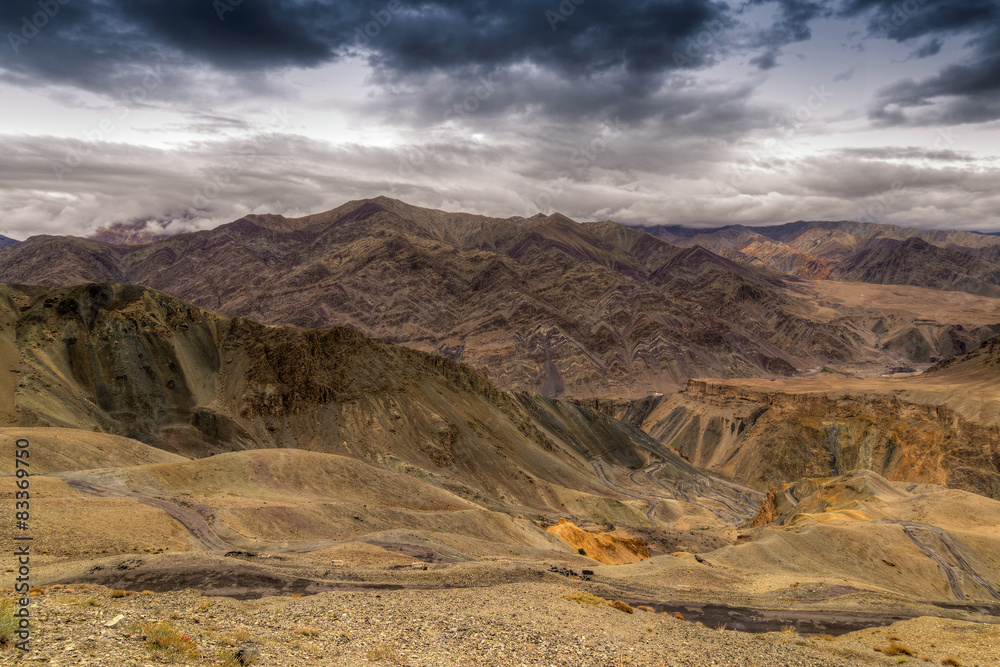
[877,641,913,656]
[636,605,655,613]
[821,634,836,641]
[110,589,130,598]
[141,590,156,595]
[609,600,634,614]
[142,620,199,660]
[289,592,304,598]
[941,657,963,666]
[294,626,320,637]
[28,587,44,597]
[674,613,684,620]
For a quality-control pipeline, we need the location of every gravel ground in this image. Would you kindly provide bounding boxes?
[6,582,990,667]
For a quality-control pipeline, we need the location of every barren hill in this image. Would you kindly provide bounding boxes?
[0,283,758,543]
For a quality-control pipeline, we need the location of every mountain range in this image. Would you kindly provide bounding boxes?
[638,220,1000,297]
[1,198,998,399]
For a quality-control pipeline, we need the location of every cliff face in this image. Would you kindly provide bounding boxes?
[636,348,1000,499]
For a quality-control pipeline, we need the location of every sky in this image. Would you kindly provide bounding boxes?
[1,0,999,239]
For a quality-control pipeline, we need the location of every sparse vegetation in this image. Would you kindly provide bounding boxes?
[110,589,130,598]
[0,600,18,646]
[294,626,320,637]
[366,643,398,662]
[578,548,587,555]
[609,600,634,614]
[141,620,199,661]
[563,592,633,614]
[674,612,684,620]
[941,657,963,666]
[876,640,914,656]
[562,591,608,606]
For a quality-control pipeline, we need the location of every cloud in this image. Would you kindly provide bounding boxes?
[909,36,944,59]
[744,0,831,70]
[835,0,1000,125]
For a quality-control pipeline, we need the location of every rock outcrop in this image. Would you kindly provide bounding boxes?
[633,338,1000,499]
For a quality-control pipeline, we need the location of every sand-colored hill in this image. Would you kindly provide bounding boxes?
[0,283,765,566]
[710,471,1000,602]
[545,518,651,565]
[0,428,186,475]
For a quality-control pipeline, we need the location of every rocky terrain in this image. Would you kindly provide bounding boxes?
[0,199,997,398]
[8,581,1000,666]
[626,336,1000,500]
[0,285,998,664]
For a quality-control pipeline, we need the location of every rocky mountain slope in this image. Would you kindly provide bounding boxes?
[637,220,1000,297]
[0,283,762,557]
[626,336,1000,500]
[1,199,998,399]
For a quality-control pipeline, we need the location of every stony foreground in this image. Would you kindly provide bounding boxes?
[3,583,997,667]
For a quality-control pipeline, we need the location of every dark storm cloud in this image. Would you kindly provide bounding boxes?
[2,1,730,87]
[836,0,1000,125]
[745,0,830,70]
[0,0,814,125]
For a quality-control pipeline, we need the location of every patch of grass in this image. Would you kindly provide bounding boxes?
[636,605,654,613]
[28,587,44,597]
[821,634,836,641]
[0,600,18,646]
[780,625,797,637]
[84,598,101,607]
[141,620,199,661]
[562,591,608,606]
[366,643,398,662]
[110,589,130,599]
[609,600,634,614]
[941,657,963,666]
[220,628,256,647]
[294,626,320,637]
[216,649,240,667]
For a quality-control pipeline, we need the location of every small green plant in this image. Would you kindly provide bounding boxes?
[0,600,18,646]
[142,620,199,661]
